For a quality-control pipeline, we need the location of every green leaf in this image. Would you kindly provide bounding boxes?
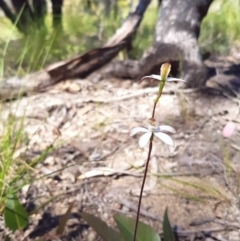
[163,208,175,241]
[114,213,160,241]
[56,202,74,235]
[4,194,28,231]
[80,212,124,241]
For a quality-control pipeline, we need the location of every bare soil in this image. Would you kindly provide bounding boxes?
[1,57,240,241]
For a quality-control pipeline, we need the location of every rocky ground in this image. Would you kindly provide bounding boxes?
[0,56,240,241]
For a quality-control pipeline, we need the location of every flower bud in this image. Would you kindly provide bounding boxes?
[160,63,171,81]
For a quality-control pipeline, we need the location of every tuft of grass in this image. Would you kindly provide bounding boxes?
[156,175,229,202]
[199,0,240,55]
[176,92,196,125]
[1,0,240,78]
[0,113,28,210]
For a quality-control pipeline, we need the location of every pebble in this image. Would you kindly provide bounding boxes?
[44,156,55,166]
[103,212,109,220]
[87,230,97,241]
[122,205,130,212]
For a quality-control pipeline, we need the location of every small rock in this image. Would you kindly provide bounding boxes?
[205,238,214,241]
[41,166,54,175]
[103,212,109,220]
[82,229,88,237]
[22,184,30,195]
[122,205,130,212]
[60,172,75,183]
[87,230,97,241]
[112,203,122,210]
[228,230,240,241]
[44,156,55,166]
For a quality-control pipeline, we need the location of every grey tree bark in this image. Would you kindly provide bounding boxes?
[98,0,214,87]
[51,0,63,29]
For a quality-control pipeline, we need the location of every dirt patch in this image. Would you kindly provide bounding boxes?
[0,59,240,241]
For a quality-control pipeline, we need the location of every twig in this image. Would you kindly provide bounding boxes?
[80,86,203,104]
[176,226,230,236]
[191,217,240,229]
[84,179,94,204]
[190,217,216,226]
[151,171,202,177]
[231,144,240,151]
[119,198,163,222]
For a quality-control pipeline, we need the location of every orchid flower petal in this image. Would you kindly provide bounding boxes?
[141,75,162,81]
[139,132,152,148]
[157,125,176,133]
[166,77,186,83]
[154,132,174,146]
[130,127,148,136]
[150,75,162,80]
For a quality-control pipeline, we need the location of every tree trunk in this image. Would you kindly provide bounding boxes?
[0,0,47,33]
[96,0,214,87]
[51,0,63,29]
[0,0,15,24]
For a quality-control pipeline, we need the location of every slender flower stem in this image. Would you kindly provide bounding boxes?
[151,93,161,119]
[133,68,168,241]
[133,138,153,241]
[151,101,157,119]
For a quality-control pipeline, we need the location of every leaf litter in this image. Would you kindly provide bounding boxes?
[0,58,240,240]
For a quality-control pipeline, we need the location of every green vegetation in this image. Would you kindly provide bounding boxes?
[200,0,240,55]
[0,0,240,78]
[0,0,239,237]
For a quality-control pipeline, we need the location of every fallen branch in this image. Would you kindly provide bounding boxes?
[0,1,150,101]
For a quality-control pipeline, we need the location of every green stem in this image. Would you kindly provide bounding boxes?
[133,136,153,241]
[151,80,165,119]
[151,94,160,119]
[159,80,165,94]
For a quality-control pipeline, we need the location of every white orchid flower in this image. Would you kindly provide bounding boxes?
[141,74,186,84]
[130,120,176,148]
[140,63,186,84]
